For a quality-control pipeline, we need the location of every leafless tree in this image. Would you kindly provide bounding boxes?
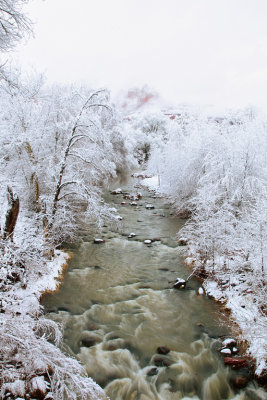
[0,0,32,52]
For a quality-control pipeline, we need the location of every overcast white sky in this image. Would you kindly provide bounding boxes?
[13,0,267,110]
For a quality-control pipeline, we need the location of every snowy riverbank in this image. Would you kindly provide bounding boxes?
[0,247,107,399]
[141,175,267,380]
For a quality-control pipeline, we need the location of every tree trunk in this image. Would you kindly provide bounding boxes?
[3,187,20,241]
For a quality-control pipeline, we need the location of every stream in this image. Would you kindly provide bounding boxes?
[42,174,265,400]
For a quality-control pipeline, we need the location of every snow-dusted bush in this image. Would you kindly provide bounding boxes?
[0,312,107,399]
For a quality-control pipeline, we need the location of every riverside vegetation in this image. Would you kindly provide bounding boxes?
[0,1,266,399]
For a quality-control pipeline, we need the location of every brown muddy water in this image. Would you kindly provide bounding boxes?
[42,175,266,400]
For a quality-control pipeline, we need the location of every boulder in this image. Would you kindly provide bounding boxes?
[157,346,170,355]
[231,375,248,389]
[222,338,237,348]
[220,348,232,355]
[224,357,248,369]
[146,204,155,210]
[130,201,137,206]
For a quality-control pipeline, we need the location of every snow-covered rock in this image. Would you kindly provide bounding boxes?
[222,338,237,348]
[178,237,188,246]
[173,278,186,289]
[94,238,105,244]
[144,239,152,245]
[197,287,205,295]
[128,233,136,238]
[220,348,232,355]
[111,188,122,195]
[145,204,155,210]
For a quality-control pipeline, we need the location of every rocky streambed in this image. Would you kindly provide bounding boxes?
[42,174,266,400]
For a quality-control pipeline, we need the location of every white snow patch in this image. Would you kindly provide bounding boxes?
[220,348,232,355]
[222,338,236,347]
[12,250,69,315]
[140,175,160,191]
[198,287,204,295]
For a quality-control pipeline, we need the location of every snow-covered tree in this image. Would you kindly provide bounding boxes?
[0,0,32,52]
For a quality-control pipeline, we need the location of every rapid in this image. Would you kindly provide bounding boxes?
[42,174,265,400]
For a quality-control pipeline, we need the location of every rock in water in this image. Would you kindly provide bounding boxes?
[197,287,205,295]
[220,348,232,355]
[231,376,248,389]
[81,337,97,347]
[224,357,248,369]
[94,238,105,244]
[112,188,122,194]
[178,237,188,246]
[157,346,170,355]
[173,278,186,289]
[146,204,155,209]
[128,233,136,238]
[144,239,152,245]
[222,338,237,348]
[147,367,158,376]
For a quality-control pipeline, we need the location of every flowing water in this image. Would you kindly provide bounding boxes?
[42,175,265,400]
